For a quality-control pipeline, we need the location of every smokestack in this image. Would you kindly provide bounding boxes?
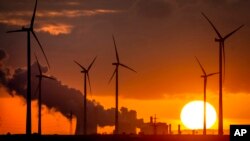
[153,115,157,135]
[166,124,169,134]
[169,124,172,134]
[150,116,153,124]
[178,124,181,135]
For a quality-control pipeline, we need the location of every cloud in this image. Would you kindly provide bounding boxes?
[0,9,121,19]
[0,9,121,27]
[36,23,73,35]
[0,19,28,26]
[0,11,30,26]
[38,9,121,18]
[66,1,81,6]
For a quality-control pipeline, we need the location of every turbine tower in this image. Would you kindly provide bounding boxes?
[74,57,96,135]
[195,56,218,135]
[201,13,244,135]
[109,35,136,134]
[7,0,50,135]
[35,55,55,135]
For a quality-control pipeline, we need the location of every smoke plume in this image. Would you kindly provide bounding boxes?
[0,49,143,134]
[0,49,9,86]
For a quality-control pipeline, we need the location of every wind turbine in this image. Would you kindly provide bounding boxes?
[201,12,244,135]
[109,35,136,134]
[74,57,96,135]
[195,57,218,135]
[7,0,50,135]
[35,55,55,135]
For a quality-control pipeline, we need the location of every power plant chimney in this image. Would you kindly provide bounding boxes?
[169,124,172,134]
[178,124,181,135]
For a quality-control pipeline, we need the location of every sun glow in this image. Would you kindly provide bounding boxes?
[180,100,217,130]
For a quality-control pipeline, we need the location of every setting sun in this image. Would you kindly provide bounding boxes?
[181,100,217,130]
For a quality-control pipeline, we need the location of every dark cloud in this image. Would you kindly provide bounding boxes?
[0,0,126,36]
[1,0,250,100]
[0,49,7,61]
[176,0,198,4]
[135,0,172,19]
[175,0,245,7]
[0,49,9,86]
[0,0,130,17]
[0,70,8,86]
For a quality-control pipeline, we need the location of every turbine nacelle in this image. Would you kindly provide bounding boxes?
[81,70,88,73]
[74,57,96,74]
[201,75,207,78]
[35,55,55,81]
[36,74,42,78]
[21,25,33,30]
[7,16,50,69]
[74,57,97,94]
[109,35,136,86]
[112,62,119,66]
[201,73,219,78]
[196,56,218,78]
[22,26,28,30]
[215,38,223,42]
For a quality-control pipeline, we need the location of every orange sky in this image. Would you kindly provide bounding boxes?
[1,0,250,135]
[1,87,250,134]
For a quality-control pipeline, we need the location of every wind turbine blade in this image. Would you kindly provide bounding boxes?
[34,53,42,75]
[87,73,92,94]
[201,12,222,39]
[73,60,86,71]
[207,72,219,77]
[195,56,206,75]
[34,83,39,96]
[119,63,137,73]
[112,35,120,63]
[31,31,50,68]
[108,68,117,84]
[87,56,97,71]
[6,29,25,33]
[41,75,56,80]
[30,0,38,28]
[224,25,244,40]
